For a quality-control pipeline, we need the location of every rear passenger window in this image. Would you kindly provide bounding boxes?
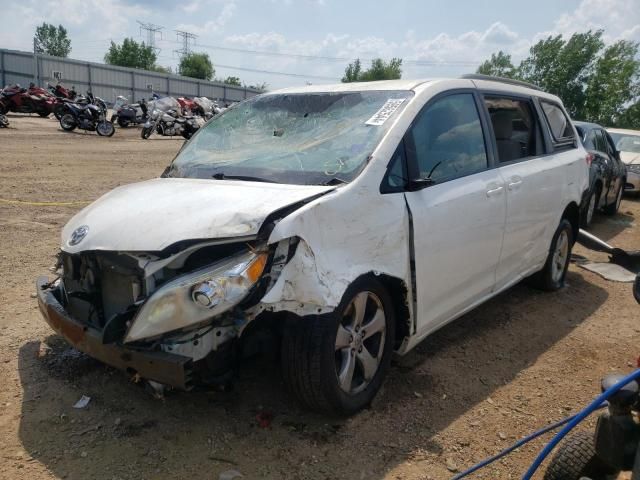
[406,93,488,183]
[484,97,540,163]
[540,101,576,146]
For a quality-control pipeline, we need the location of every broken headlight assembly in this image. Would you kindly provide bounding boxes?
[124,250,267,343]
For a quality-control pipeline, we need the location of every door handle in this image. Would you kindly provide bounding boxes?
[508,177,523,190]
[486,185,504,197]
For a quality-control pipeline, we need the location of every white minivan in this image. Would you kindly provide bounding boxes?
[37,76,589,414]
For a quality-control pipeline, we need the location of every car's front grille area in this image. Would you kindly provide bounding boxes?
[60,251,143,330]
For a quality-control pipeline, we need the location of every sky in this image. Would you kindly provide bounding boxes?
[0,0,638,89]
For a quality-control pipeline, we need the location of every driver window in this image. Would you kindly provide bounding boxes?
[406,94,488,183]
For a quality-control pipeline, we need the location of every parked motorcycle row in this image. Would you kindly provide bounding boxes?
[0,82,227,139]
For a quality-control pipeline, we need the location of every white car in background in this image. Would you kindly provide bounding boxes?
[607,128,640,194]
[37,75,589,414]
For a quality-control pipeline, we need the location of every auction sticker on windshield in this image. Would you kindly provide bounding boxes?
[365,98,406,126]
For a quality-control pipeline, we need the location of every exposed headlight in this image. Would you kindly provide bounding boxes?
[124,250,267,343]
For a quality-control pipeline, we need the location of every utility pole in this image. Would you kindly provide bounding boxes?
[137,21,163,54]
[174,30,197,59]
[33,37,38,85]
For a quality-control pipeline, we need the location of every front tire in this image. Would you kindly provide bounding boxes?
[544,431,618,480]
[281,277,395,414]
[141,126,153,139]
[59,113,76,132]
[528,218,573,291]
[96,121,115,137]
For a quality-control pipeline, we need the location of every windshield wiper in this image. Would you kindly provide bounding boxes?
[320,177,347,186]
[211,173,279,183]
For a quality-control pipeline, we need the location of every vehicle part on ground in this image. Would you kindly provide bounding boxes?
[543,431,618,480]
[0,113,8,128]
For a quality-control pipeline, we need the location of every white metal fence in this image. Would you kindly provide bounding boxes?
[0,48,261,105]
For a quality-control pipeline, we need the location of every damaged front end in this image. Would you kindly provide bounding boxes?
[37,236,299,390]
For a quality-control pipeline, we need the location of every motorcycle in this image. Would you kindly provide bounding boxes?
[48,82,78,119]
[0,84,55,117]
[177,96,198,116]
[59,91,115,136]
[141,97,200,140]
[110,96,148,127]
[0,113,8,128]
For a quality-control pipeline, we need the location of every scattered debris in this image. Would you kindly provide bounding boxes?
[255,410,274,429]
[219,469,243,480]
[446,458,459,472]
[72,395,91,409]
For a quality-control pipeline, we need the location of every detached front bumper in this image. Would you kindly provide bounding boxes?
[36,276,194,390]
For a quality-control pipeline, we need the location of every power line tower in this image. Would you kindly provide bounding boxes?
[137,21,163,54]
[174,30,197,59]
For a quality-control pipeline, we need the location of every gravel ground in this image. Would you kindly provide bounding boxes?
[0,114,638,480]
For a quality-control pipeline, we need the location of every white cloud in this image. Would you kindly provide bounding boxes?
[175,1,237,36]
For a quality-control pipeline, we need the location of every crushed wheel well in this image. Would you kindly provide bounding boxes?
[562,202,580,242]
[376,274,411,350]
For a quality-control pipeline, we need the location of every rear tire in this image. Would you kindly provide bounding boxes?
[603,182,623,215]
[281,276,395,414]
[37,110,50,118]
[59,113,77,132]
[141,126,153,139]
[528,218,573,291]
[543,431,618,480]
[117,118,130,128]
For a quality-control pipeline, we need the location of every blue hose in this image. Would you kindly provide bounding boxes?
[522,368,640,479]
[451,368,640,480]
[450,405,607,480]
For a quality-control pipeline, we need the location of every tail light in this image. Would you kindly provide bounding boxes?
[586,153,594,166]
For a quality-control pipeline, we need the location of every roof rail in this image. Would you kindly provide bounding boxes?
[461,74,542,91]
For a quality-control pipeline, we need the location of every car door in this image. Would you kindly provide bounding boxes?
[481,94,565,288]
[601,129,625,205]
[402,91,507,335]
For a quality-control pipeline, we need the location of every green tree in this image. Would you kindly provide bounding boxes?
[584,40,640,125]
[477,30,640,127]
[34,23,71,57]
[476,51,515,78]
[342,58,362,82]
[179,53,214,80]
[104,38,157,70]
[518,30,605,118]
[342,58,402,82]
[223,76,241,86]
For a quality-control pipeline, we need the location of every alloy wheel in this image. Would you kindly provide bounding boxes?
[551,230,569,283]
[335,291,386,395]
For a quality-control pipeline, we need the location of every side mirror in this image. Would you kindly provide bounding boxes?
[616,150,622,161]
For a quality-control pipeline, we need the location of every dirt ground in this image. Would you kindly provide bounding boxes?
[0,114,638,480]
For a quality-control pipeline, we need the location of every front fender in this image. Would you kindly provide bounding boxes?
[259,184,412,317]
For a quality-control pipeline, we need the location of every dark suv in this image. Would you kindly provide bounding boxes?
[574,121,626,227]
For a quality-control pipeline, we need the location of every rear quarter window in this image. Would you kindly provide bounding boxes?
[540,101,576,150]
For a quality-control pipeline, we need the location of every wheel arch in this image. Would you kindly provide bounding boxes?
[561,201,580,243]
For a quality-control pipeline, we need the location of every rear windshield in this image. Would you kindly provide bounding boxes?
[168,90,413,185]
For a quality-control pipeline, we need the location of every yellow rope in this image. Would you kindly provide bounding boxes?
[0,198,90,206]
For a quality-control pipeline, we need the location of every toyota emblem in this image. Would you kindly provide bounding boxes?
[69,225,89,246]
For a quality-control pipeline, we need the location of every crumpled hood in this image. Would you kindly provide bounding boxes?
[61,178,333,253]
[621,151,640,165]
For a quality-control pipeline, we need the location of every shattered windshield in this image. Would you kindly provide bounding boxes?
[168,90,413,185]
